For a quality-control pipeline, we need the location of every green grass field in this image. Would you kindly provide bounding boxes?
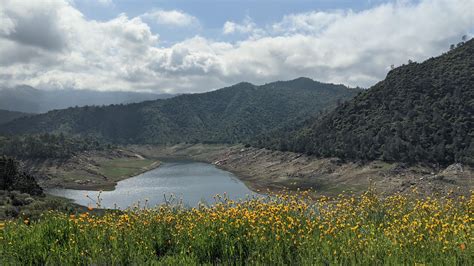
[96,158,157,178]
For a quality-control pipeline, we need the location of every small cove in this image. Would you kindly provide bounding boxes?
[46,160,259,209]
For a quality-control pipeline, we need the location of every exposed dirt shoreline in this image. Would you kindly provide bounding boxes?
[27,144,473,197]
[129,144,473,197]
[23,149,161,191]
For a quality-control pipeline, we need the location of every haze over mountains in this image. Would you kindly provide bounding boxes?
[0,110,31,125]
[0,78,360,144]
[256,39,474,166]
[0,85,174,113]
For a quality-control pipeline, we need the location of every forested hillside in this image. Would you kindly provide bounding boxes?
[1,78,360,144]
[0,134,110,159]
[256,39,474,166]
[0,109,30,125]
[0,156,43,195]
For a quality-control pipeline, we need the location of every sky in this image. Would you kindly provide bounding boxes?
[0,0,472,93]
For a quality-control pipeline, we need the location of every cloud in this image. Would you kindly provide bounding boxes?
[0,0,160,90]
[97,0,113,6]
[141,9,199,27]
[0,9,15,35]
[0,0,68,51]
[0,0,472,94]
[223,16,259,35]
[272,11,345,35]
[148,0,474,89]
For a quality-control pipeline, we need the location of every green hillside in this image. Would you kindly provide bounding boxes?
[256,39,474,166]
[1,78,360,144]
[0,109,30,125]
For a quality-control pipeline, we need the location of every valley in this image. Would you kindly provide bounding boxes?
[11,142,472,201]
[0,17,472,263]
[2,38,473,200]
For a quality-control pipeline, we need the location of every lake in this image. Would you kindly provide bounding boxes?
[46,160,259,209]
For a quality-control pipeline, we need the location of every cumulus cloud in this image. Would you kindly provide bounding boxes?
[272,11,345,35]
[141,9,199,27]
[0,0,160,90]
[223,16,263,36]
[0,0,472,93]
[0,0,67,51]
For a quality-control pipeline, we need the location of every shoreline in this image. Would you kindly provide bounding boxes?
[39,144,472,198]
[43,160,161,191]
[28,149,162,192]
[128,144,474,197]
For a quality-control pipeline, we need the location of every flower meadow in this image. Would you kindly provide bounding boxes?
[1,191,473,265]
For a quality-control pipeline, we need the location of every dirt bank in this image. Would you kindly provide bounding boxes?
[129,144,473,197]
[23,148,160,191]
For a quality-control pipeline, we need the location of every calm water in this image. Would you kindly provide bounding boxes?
[46,160,258,209]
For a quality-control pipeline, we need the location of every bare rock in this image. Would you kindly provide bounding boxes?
[442,163,464,175]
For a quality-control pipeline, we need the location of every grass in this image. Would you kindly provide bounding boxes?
[40,156,159,190]
[96,158,157,178]
[1,190,472,265]
[0,191,80,220]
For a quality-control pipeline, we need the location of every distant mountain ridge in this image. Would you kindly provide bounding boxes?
[0,85,174,113]
[256,39,474,166]
[0,78,361,144]
[0,109,31,125]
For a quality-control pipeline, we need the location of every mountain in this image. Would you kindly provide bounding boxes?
[0,85,174,113]
[0,109,31,125]
[256,39,474,166]
[0,78,360,144]
[0,133,109,159]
